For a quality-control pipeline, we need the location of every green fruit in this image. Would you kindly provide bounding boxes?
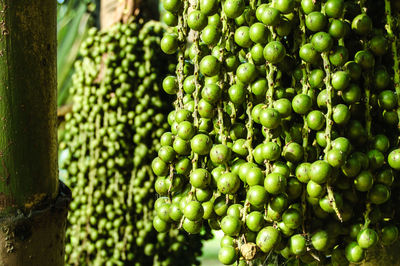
[301,0,319,14]
[306,12,327,32]
[256,226,281,253]
[218,246,237,265]
[311,230,329,251]
[289,234,306,255]
[200,0,218,15]
[210,144,232,165]
[153,216,171,233]
[352,14,372,35]
[183,218,202,234]
[282,208,302,229]
[319,193,343,213]
[264,41,286,64]
[274,0,295,14]
[191,134,213,155]
[247,185,268,205]
[345,242,365,263]
[249,23,268,44]
[218,172,240,194]
[283,142,304,163]
[187,11,207,31]
[163,0,181,12]
[311,32,333,52]
[236,63,258,84]
[307,110,325,131]
[357,228,378,249]
[161,34,179,54]
[381,225,399,245]
[246,211,264,232]
[325,0,344,18]
[292,94,312,115]
[309,160,332,184]
[307,180,324,198]
[369,184,390,205]
[235,26,253,48]
[260,108,281,129]
[190,168,211,189]
[200,55,220,76]
[260,7,280,26]
[221,215,242,236]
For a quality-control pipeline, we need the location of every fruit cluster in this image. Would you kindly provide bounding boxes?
[60,20,209,266]
[154,0,400,264]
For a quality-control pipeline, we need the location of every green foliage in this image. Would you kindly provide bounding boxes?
[57,0,97,106]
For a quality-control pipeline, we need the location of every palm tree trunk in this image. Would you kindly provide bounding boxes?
[0,1,68,264]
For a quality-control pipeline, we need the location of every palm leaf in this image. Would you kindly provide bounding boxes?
[57,0,94,106]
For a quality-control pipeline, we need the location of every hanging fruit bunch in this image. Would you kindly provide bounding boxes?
[153,0,400,264]
[60,18,209,266]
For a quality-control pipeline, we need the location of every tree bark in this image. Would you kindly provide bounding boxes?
[100,0,160,29]
[0,0,68,264]
[0,190,69,265]
[0,0,58,213]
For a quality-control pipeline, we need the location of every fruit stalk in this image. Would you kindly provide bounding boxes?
[299,9,309,162]
[298,9,309,232]
[385,0,400,141]
[322,52,341,221]
[176,0,189,109]
[322,53,333,154]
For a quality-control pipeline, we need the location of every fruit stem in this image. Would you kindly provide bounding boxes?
[190,1,200,186]
[245,100,254,162]
[192,32,201,129]
[228,101,237,124]
[79,129,90,258]
[322,53,342,221]
[385,0,400,142]
[175,55,184,110]
[128,168,137,207]
[327,185,343,222]
[321,52,333,154]
[363,202,372,229]
[241,200,250,223]
[175,0,189,109]
[222,4,237,126]
[264,63,277,173]
[177,0,188,42]
[192,153,199,170]
[364,74,372,140]
[167,164,174,195]
[299,7,306,47]
[217,105,227,145]
[218,4,230,147]
[249,0,256,10]
[357,1,373,141]
[301,189,307,234]
[299,10,310,162]
[266,63,275,107]
[359,0,367,13]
